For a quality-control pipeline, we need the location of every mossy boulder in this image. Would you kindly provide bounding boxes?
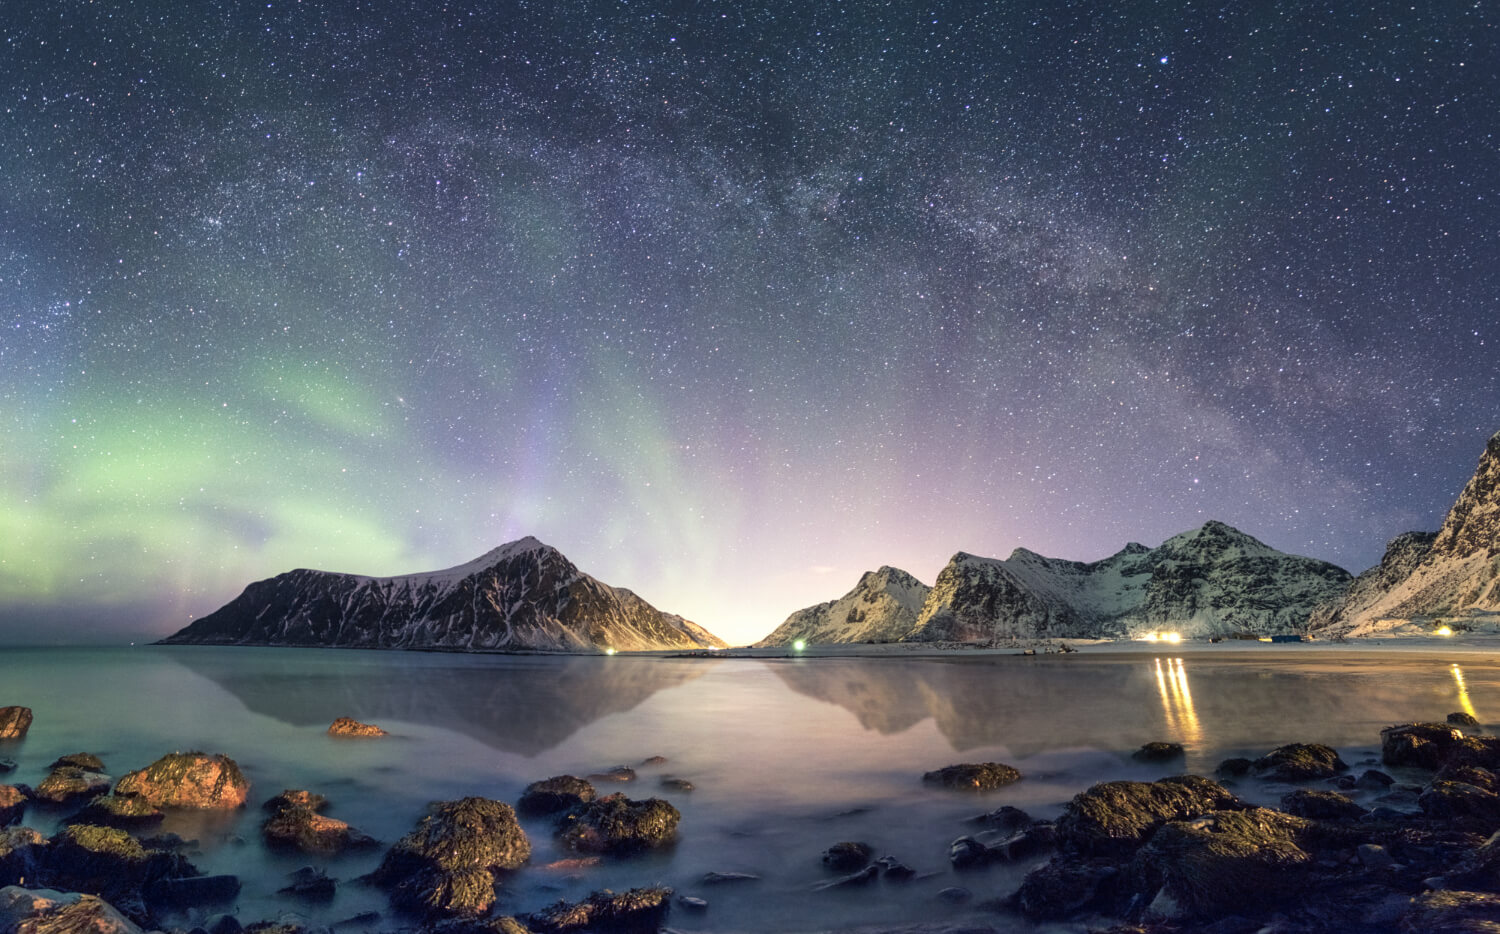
[556,793,679,854]
[49,752,106,771]
[1280,789,1366,820]
[262,789,328,813]
[922,762,1023,791]
[371,797,530,917]
[0,708,31,741]
[1133,742,1186,763]
[527,886,673,934]
[1012,856,1121,920]
[263,805,377,855]
[1450,712,1484,727]
[36,766,113,804]
[1383,723,1467,770]
[1251,743,1347,781]
[822,841,874,872]
[1054,775,1243,858]
[517,776,596,816]
[45,823,193,917]
[114,752,249,809]
[69,794,165,830]
[328,716,387,737]
[1132,808,1312,920]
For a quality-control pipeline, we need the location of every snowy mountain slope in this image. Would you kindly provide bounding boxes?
[1312,431,1500,635]
[160,537,727,652]
[753,566,930,646]
[906,521,1351,642]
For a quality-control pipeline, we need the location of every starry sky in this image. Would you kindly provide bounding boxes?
[2,0,1497,645]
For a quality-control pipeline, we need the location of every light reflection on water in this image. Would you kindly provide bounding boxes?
[1,645,1497,932]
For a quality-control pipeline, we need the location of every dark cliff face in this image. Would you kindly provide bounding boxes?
[1431,432,1500,560]
[161,539,726,651]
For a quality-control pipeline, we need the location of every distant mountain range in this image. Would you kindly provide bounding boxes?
[160,537,726,652]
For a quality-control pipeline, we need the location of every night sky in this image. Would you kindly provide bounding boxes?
[3,1,1497,645]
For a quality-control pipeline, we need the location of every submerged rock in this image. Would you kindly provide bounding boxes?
[263,804,377,855]
[1134,807,1312,920]
[1251,742,1348,781]
[659,777,695,792]
[586,766,637,784]
[371,797,530,917]
[527,886,672,934]
[1280,789,1366,820]
[1419,780,1500,830]
[328,717,387,737]
[921,762,1022,791]
[0,708,32,741]
[278,866,337,899]
[0,885,143,934]
[69,794,165,830]
[1399,889,1500,932]
[36,766,113,805]
[50,752,105,771]
[701,871,759,884]
[1449,711,1483,728]
[1054,775,1242,857]
[517,776,596,816]
[114,752,250,809]
[1383,723,1468,770]
[0,786,23,827]
[556,793,679,854]
[1133,742,1186,763]
[821,841,873,872]
[0,760,13,774]
[811,864,878,890]
[263,790,328,814]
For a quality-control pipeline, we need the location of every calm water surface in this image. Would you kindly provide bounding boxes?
[1,645,1497,932]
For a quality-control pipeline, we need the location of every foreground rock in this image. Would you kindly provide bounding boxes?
[1252,742,1348,781]
[36,766,113,805]
[328,717,387,737]
[0,827,45,884]
[68,794,165,830]
[0,787,23,827]
[556,793,679,854]
[45,823,197,921]
[0,708,32,741]
[1134,807,1313,919]
[0,885,143,934]
[371,797,530,917]
[922,763,1022,791]
[114,752,250,809]
[527,886,673,933]
[1054,775,1242,857]
[262,791,377,855]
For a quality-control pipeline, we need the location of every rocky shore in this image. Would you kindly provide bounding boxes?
[6,703,1500,933]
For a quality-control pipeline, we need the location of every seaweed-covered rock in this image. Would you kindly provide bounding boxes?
[1279,789,1366,820]
[263,805,378,855]
[1383,723,1467,770]
[50,752,106,771]
[1437,765,1500,794]
[279,865,336,898]
[557,793,679,854]
[922,762,1023,791]
[821,841,873,872]
[0,786,23,827]
[0,827,46,885]
[1215,757,1253,777]
[36,766,113,804]
[0,885,143,934]
[1450,712,1484,728]
[1133,742,1186,763]
[1133,808,1312,920]
[1251,743,1347,781]
[328,717,387,737]
[1012,857,1119,920]
[587,766,637,784]
[1054,775,1243,857]
[1400,889,1500,932]
[659,777,695,792]
[114,752,250,809]
[262,790,328,813]
[1451,735,1500,771]
[0,708,31,741]
[371,797,530,917]
[1419,781,1500,830]
[527,886,672,934]
[517,776,596,816]
[69,794,165,830]
[46,823,193,917]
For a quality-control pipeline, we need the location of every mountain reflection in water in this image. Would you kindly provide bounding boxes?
[765,653,1492,756]
[163,648,715,755]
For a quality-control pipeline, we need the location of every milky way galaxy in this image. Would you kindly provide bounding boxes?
[2,1,1496,644]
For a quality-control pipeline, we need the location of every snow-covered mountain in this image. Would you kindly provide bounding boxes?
[906,521,1352,642]
[1310,431,1500,635]
[160,537,727,652]
[753,566,930,647]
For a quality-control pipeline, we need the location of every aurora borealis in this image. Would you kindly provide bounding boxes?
[2,1,1496,645]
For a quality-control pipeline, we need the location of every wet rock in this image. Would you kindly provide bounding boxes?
[1054,775,1243,858]
[114,752,250,809]
[1400,890,1500,932]
[50,752,105,771]
[242,914,331,934]
[659,777,695,792]
[991,823,1058,862]
[1450,735,1500,772]
[146,873,242,908]
[1215,757,1253,778]
[0,885,142,934]
[371,797,530,917]
[69,793,165,830]
[1133,742,1186,763]
[279,866,336,899]
[812,864,877,890]
[263,790,329,813]
[821,841,873,872]
[556,792,679,854]
[36,766,113,805]
[327,717,386,737]
[921,762,1022,791]
[1358,843,1397,870]
[639,755,669,766]
[1437,765,1500,794]
[0,786,23,827]
[263,803,378,855]
[0,707,32,741]
[587,766,637,783]
[1279,789,1366,820]
[1251,743,1348,782]
[1383,723,1467,770]
[875,855,916,880]
[1419,781,1500,829]
[206,912,246,934]
[518,776,596,816]
[1450,712,1483,727]
[936,886,971,904]
[1356,769,1396,791]
[977,804,1034,831]
[0,760,13,774]
[701,871,758,884]
[948,835,992,869]
[0,827,45,885]
[676,894,708,911]
[46,823,193,919]
[526,886,672,934]
[1133,808,1312,920]
[1013,858,1118,919]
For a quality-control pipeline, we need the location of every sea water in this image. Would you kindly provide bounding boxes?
[1,644,1497,932]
